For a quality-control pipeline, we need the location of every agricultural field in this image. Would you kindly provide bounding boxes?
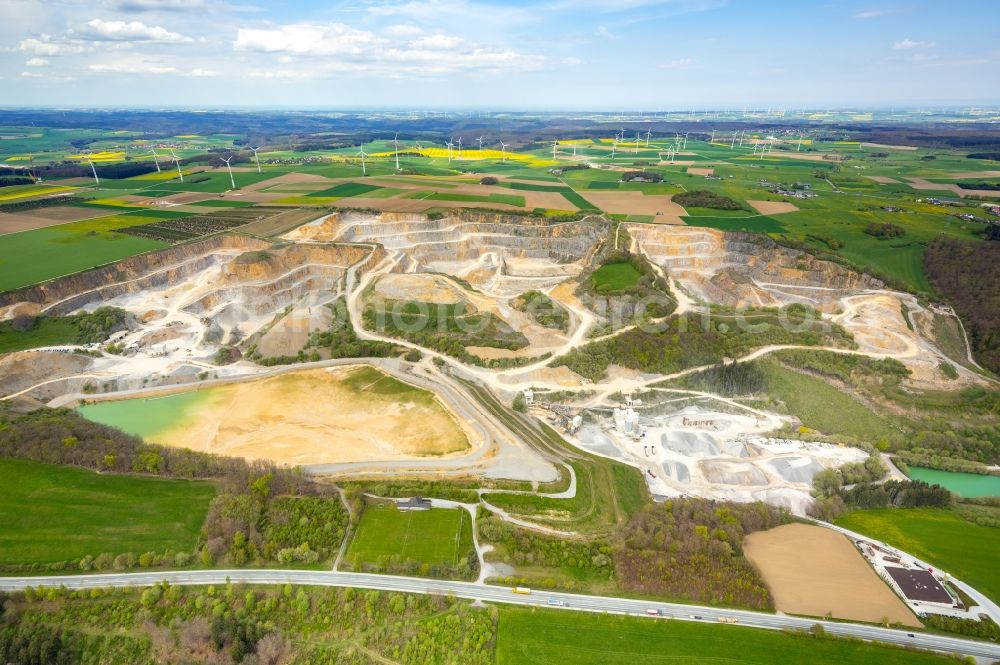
[496,608,953,665]
[0,457,214,567]
[345,504,473,570]
[0,220,167,292]
[835,507,1000,604]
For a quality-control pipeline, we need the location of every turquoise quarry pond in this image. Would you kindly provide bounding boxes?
[907,467,1000,498]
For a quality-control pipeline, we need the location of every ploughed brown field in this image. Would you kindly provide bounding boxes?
[744,523,920,626]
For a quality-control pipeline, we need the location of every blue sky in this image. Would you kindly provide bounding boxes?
[3,0,999,108]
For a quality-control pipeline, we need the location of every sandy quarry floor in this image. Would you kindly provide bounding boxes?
[745,523,920,626]
[148,366,473,465]
[746,200,799,215]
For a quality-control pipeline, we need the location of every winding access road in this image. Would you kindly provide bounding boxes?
[1,569,998,661]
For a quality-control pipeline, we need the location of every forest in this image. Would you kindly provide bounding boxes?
[555,307,850,382]
[0,583,495,665]
[923,237,1000,374]
[673,189,744,210]
[613,499,788,609]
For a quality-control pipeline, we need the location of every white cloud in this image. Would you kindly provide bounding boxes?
[18,36,70,56]
[25,57,49,66]
[189,67,219,76]
[893,38,935,49]
[111,0,206,11]
[20,71,43,78]
[233,23,375,56]
[77,18,192,43]
[854,9,895,19]
[89,62,178,74]
[386,24,423,36]
[233,21,543,75]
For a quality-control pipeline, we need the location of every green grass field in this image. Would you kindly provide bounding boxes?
[496,608,953,665]
[591,261,642,291]
[835,508,1000,603]
[0,223,166,292]
[0,458,215,566]
[346,504,472,567]
[762,360,894,441]
[0,317,79,353]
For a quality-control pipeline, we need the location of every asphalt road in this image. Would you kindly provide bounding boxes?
[2,569,998,660]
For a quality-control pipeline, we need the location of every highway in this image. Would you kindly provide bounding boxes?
[2,569,999,660]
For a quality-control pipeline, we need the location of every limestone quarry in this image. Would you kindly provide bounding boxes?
[0,210,982,511]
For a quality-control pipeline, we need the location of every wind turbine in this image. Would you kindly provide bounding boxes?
[645,128,652,147]
[610,143,616,160]
[710,128,716,144]
[477,135,485,151]
[357,147,368,176]
[221,156,235,190]
[499,140,508,163]
[635,132,640,154]
[446,139,454,163]
[571,143,577,156]
[457,136,463,158]
[169,149,184,182]
[551,140,558,159]
[393,133,401,171]
[797,135,803,152]
[85,155,100,185]
[250,146,262,173]
[683,132,689,150]
[738,130,745,148]
[730,131,738,149]
[148,149,161,173]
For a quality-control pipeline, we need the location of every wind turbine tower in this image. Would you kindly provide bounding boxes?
[551,140,558,159]
[357,147,368,176]
[730,132,738,149]
[477,135,485,151]
[457,137,463,158]
[683,132,689,150]
[710,128,716,144]
[446,139,454,163]
[393,133,401,171]
[149,149,161,173]
[85,156,100,185]
[250,146,262,173]
[635,132,640,154]
[498,140,508,163]
[645,128,652,147]
[221,156,236,190]
[169,149,184,182]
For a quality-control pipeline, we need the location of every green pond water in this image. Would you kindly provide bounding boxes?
[907,466,1000,498]
[77,390,214,442]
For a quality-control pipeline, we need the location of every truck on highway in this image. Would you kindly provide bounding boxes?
[646,609,661,617]
[547,598,565,606]
[512,587,532,595]
[717,616,738,624]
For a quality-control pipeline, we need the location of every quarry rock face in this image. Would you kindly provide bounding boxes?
[0,235,272,313]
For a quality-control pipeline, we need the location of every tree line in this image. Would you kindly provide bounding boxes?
[923,237,1000,374]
